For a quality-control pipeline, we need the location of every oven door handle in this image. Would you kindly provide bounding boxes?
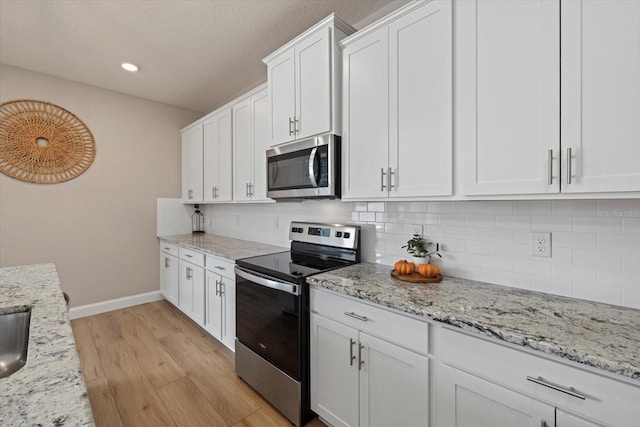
[235,266,300,296]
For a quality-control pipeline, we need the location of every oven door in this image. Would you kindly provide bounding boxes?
[266,134,340,199]
[235,266,302,380]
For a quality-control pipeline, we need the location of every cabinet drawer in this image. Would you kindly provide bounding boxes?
[205,255,235,279]
[310,287,429,355]
[439,327,640,427]
[179,247,205,267]
[160,242,179,257]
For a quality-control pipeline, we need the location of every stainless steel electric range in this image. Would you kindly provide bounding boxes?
[234,221,361,426]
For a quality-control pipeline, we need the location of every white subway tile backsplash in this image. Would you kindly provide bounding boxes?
[598,233,640,251]
[572,283,622,306]
[551,200,597,216]
[481,201,513,215]
[573,217,622,234]
[452,201,482,214]
[207,199,640,309]
[597,199,640,218]
[359,212,376,222]
[531,215,573,232]
[573,249,622,268]
[466,214,496,228]
[622,218,640,234]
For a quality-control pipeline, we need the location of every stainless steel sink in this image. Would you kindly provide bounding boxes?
[0,308,32,379]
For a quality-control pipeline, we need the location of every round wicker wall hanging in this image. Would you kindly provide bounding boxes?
[0,99,95,184]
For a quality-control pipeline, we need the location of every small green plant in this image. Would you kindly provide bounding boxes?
[402,234,442,259]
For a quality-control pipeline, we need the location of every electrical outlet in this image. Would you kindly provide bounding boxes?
[531,232,552,258]
[410,224,423,236]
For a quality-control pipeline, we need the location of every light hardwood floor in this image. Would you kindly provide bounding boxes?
[71,300,327,427]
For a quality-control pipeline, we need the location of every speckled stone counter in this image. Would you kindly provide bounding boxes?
[0,264,94,426]
[159,234,287,260]
[307,262,640,381]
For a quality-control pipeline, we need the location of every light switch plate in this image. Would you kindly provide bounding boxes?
[531,232,552,258]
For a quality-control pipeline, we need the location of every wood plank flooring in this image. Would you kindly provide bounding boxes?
[71,300,327,427]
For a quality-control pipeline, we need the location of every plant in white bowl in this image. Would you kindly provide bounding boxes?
[402,234,442,271]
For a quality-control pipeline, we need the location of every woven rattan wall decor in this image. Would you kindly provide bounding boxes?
[0,99,96,184]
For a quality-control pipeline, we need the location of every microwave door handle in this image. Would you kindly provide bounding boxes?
[308,147,318,187]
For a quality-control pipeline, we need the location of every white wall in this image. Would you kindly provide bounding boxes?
[0,65,201,306]
[204,199,640,309]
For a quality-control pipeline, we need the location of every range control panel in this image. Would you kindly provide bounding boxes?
[289,222,359,250]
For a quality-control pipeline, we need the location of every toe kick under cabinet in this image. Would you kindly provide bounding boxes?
[310,287,431,427]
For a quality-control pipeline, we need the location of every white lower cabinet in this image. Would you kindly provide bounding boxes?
[178,259,205,326]
[159,244,179,307]
[310,288,430,427]
[204,255,236,351]
[436,327,639,427]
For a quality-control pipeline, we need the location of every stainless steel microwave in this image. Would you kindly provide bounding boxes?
[266,134,340,200]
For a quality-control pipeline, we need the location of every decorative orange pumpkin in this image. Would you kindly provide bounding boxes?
[418,263,440,278]
[394,260,415,275]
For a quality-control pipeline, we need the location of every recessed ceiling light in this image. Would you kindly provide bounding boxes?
[121,62,139,72]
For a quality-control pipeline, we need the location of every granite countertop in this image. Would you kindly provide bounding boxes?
[0,264,94,426]
[159,233,287,260]
[307,262,640,381]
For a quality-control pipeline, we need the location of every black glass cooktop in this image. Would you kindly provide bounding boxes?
[236,250,352,284]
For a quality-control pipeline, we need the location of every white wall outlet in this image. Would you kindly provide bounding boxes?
[531,232,552,258]
[411,224,423,236]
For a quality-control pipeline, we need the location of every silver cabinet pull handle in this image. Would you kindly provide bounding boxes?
[219,281,224,296]
[164,257,169,268]
[248,182,253,197]
[288,117,294,136]
[349,338,356,366]
[214,266,226,271]
[380,168,386,192]
[547,149,553,185]
[526,376,585,400]
[358,343,365,371]
[389,167,395,189]
[185,254,193,258]
[245,182,249,197]
[344,312,368,322]
[164,247,171,251]
[566,147,573,184]
[294,116,299,134]
[186,267,192,280]
[188,189,193,200]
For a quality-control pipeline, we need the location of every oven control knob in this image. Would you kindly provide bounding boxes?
[336,231,342,237]
[343,232,350,239]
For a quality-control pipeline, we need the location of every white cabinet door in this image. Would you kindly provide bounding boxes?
[389,0,452,197]
[181,124,203,203]
[310,313,359,427]
[204,108,233,202]
[251,88,270,201]
[561,0,640,193]
[219,275,236,351]
[160,252,178,307]
[268,50,296,145]
[295,26,332,140]
[556,409,602,427]
[437,363,555,427]
[204,271,223,341]
[342,27,390,199]
[233,98,253,202]
[459,0,560,196]
[179,260,193,315]
[358,332,429,427]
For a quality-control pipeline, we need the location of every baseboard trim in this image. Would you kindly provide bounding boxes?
[69,291,164,320]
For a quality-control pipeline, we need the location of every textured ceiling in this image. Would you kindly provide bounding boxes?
[0,0,408,113]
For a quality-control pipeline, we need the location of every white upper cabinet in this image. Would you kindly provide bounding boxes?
[264,15,354,146]
[342,0,453,200]
[181,123,204,203]
[203,108,233,202]
[458,0,560,196]
[459,0,640,197]
[561,0,640,193]
[233,86,271,202]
